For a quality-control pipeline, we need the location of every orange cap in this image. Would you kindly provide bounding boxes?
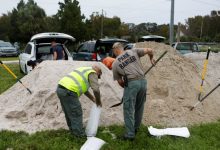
[102,57,115,70]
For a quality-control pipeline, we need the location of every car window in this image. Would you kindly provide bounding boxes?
[0,43,5,47]
[193,44,198,51]
[78,43,95,53]
[176,43,192,51]
[37,46,53,54]
[0,42,13,47]
[77,44,86,52]
[24,44,32,54]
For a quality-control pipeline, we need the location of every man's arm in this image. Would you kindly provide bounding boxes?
[136,48,155,65]
[84,91,96,103]
[62,50,65,60]
[88,73,102,107]
[53,51,57,60]
[117,78,124,88]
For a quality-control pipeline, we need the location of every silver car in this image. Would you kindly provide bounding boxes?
[0,42,18,57]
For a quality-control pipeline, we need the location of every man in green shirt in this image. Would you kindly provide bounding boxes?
[56,65,102,137]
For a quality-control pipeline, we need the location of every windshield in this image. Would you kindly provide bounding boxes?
[78,42,95,52]
[176,43,198,51]
[0,42,13,47]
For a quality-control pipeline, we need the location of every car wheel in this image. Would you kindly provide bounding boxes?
[25,65,28,75]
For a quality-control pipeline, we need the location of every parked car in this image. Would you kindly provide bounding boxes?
[19,32,75,74]
[73,38,128,61]
[138,35,166,43]
[172,42,199,55]
[0,42,18,57]
[14,42,21,54]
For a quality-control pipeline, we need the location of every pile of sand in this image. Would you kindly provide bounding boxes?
[135,42,220,126]
[0,42,220,133]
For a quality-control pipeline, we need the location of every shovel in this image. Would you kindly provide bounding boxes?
[190,83,220,110]
[0,60,32,94]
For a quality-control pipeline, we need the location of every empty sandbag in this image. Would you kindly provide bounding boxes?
[148,126,190,138]
[85,104,101,137]
[80,137,105,150]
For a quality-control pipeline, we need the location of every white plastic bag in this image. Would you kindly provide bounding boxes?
[85,104,101,137]
[80,137,105,150]
[148,126,190,138]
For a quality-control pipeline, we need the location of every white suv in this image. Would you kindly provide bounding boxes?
[19,32,75,74]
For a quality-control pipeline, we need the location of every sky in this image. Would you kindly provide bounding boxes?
[0,0,220,25]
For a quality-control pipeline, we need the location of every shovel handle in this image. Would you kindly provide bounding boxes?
[144,51,168,75]
[0,60,32,94]
[0,61,17,79]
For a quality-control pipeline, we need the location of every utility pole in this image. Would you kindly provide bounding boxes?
[200,17,203,40]
[177,22,180,42]
[169,0,175,45]
[101,9,104,39]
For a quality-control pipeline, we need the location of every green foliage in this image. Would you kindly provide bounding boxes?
[57,0,86,42]
[0,57,18,61]
[0,122,220,149]
[153,24,169,39]
[44,15,61,32]
[85,12,128,40]
[0,14,11,41]
[9,0,47,43]
[131,23,150,37]
[186,15,220,42]
[187,16,203,38]
[199,44,220,52]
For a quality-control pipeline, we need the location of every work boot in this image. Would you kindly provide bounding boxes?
[118,135,135,141]
[72,131,86,139]
[135,129,138,135]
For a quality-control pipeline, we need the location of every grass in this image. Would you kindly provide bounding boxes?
[199,44,220,52]
[0,64,24,94]
[0,65,220,149]
[0,122,220,150]
[0,56,19,61]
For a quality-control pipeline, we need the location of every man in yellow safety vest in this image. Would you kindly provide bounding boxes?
[56,65,102,137]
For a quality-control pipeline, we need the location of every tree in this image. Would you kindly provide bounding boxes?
[185,14,220,42]
[44,15,60,32]
[56,0,86,42]
[9,0,47,42]
[0,14,11,40]
[153,24,169,39]
[85,13,128,40]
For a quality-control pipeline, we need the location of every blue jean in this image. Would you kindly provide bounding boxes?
[123,79,147,138]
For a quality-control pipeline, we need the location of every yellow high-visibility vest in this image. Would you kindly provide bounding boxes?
[59,67,96,97]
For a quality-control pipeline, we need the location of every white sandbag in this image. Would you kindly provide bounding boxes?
[85,104,101,137]
[164,127,190,138]
[80,137,105,150]
[148,126,190,138]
